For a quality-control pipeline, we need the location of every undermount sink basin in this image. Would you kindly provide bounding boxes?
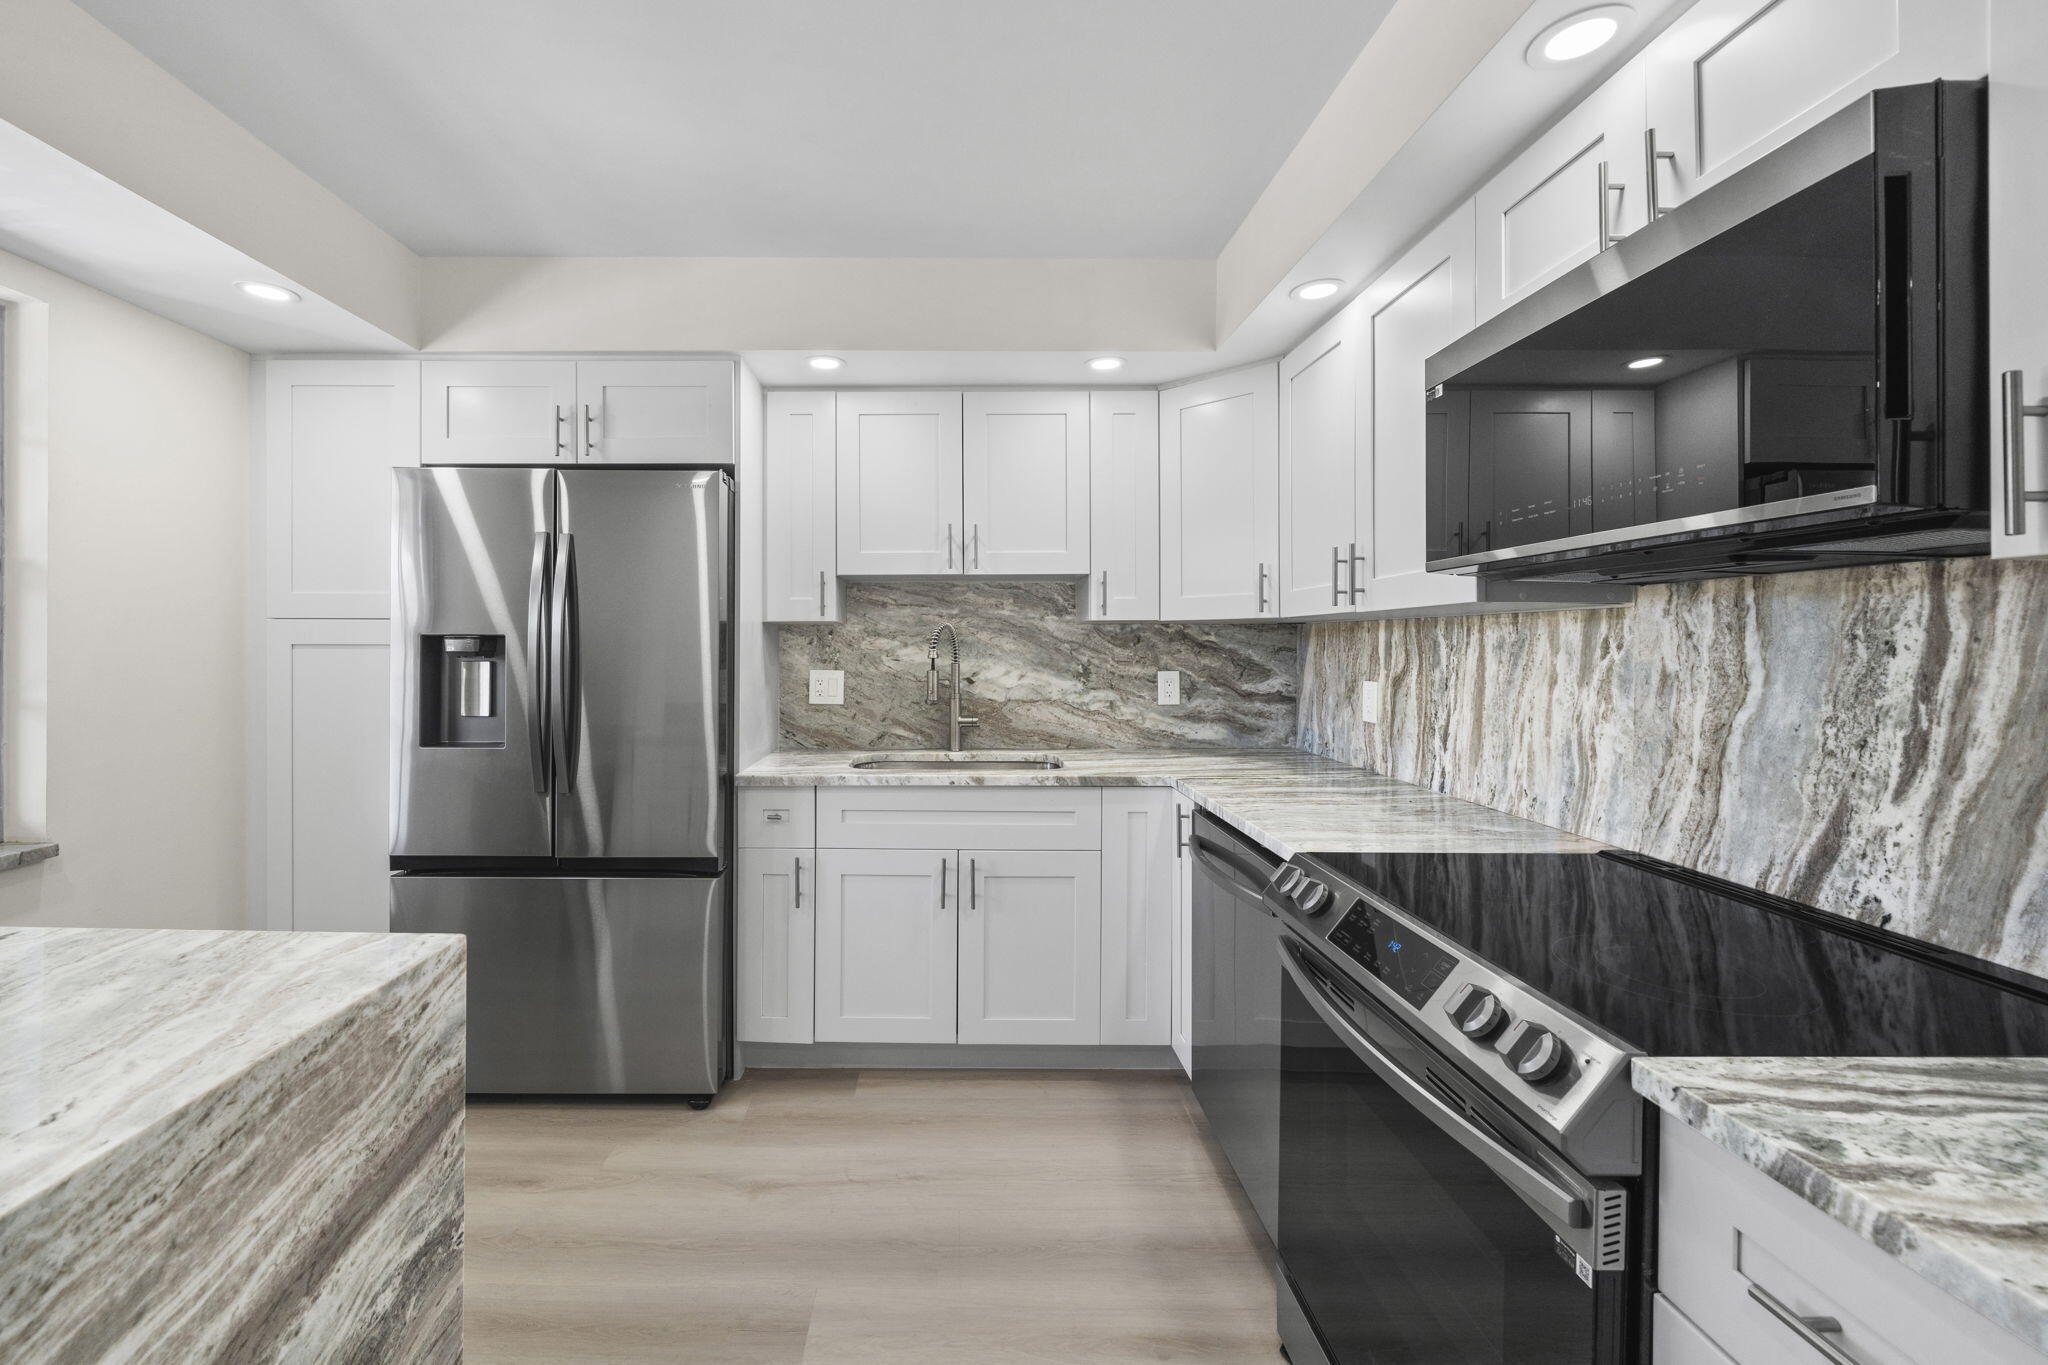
[851,756,1065,772]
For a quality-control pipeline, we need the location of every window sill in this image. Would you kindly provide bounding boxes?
[0,841,59,873]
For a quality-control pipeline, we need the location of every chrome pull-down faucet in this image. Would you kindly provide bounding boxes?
[926,623,980,751]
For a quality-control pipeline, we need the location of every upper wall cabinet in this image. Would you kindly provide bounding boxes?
[764,390,840,620]
[1160,364,1280,621]
[1279,302,1368,617]
[1992,0,2048,560]
[1642,0,1987,216]
[962,392,1090,575]
[421,358,735,466]
[262,358,420,618]
[835,390,964,574]
[1079,390,1161,621]
[1474,66,1647,321]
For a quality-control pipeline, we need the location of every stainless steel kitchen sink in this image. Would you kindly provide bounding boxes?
[850,757,1066,771]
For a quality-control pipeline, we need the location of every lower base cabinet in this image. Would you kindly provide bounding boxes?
[814,848,957,1044]
[958,850,1101,1045]
[735,850,814,1044]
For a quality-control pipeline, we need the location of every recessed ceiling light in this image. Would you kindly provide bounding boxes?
[807,355,844,371]
[236,280,300,304]
[1526,6,1629,67]
[1289,279,1344,302]
[1087,357,1125,372]
[1627,355,1667,370]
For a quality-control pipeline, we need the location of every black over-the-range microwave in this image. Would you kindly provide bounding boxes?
[1424,80,1988,584]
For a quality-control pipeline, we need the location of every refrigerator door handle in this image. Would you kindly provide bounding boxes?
[526,532,553,794]
[550,532,581,793]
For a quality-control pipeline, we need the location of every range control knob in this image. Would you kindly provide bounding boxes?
[1444,983,1508,1041]
[1500,1023,1571,1084]
[1272,867,1307,897]
[1295,881,1333,916]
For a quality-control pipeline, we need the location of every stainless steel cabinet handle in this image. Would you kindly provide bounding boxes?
[818,569,827,617]
[1745,1284,1865,1365]
[1099,570,1108,614]
[972,523,980,569]
[1645,128,1678,220]
[793,856,804,909]
[1257,562,1269,613]
[946,523,955,569]
[1597,161,1628,251]
[582,403,596,458]
[939,856,948,908]
[525,532,552,794]
[969,857,979,909]
[1331,545,1342,607]
[1175,807,1188,858]
[1348,541,1365,606]
[554,405,568,458]
[2002,370,2048,535]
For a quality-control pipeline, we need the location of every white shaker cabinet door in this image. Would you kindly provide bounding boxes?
[575,359,734,465]
[263,620,390,933]
[763,390,840,619]
[836,391,964,575]
[261,358,420,618]
[1992,0,2048,559]
[420,360,576,465]
[962,391,1089,575]
[1473,65,1646,322]
[957,850,1101,1046]
[814,848,957,1043]
[1160,363,1280,621]
[1100,789,1174,1047]
[736,849,814,1044]
[1080,390,1160,621]
[1279,300,1367,618]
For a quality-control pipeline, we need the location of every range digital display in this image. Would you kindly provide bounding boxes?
[1326,903,1457,1009]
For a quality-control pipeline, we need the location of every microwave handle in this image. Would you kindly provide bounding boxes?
[1278,937,1590,1234]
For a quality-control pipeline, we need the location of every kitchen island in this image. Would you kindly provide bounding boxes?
[0,926,465,1362]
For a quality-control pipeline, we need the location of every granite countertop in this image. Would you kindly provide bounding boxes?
[736,747,1607,857]
[0,926,462,1222]
[1635,1056,2048,1354]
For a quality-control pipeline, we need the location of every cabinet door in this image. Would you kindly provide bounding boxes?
[1365,207,1483,614]
[262,359,419,618]
[1279,302,1366,617]
[1643,0,1985,216]
[1170,795,1193,1076]
[736,849,814,1044]
[958,850,1101,1046]
[814,848,956,1043]
[1100,789,1174,1046]
[1474,66,1646,321]
[1992,0,2048,559]
[576,359,734,465]
[1080,391,1160,621]
[1160,364,1279,620]
[420,360,576,465]
[962,391,1089,575]
[763,390,840,619]
[836,391,963,575]
[263,620,389,933]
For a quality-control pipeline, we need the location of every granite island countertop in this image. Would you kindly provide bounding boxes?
[1634,1055,2048,1355]
[738,747,1608,858]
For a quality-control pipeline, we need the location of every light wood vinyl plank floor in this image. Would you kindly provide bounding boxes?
[464,1068,1284,1363]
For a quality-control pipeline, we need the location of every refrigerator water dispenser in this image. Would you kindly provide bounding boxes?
[421,635,505,745]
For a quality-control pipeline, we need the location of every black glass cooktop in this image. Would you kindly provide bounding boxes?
[1306,849,2048,1058]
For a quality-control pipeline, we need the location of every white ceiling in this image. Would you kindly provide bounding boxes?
[74,0,1394,260]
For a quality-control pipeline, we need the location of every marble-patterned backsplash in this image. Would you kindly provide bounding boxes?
[780,580,1300,750]
[1298,556,2048,978]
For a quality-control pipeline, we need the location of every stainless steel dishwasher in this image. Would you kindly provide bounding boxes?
[1187,809,1286,1239]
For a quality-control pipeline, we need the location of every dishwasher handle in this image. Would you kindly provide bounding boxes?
[1190,835,1283,916]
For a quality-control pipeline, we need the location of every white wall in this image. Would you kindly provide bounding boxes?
[0,247,249,929]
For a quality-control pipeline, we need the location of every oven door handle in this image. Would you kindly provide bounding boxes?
[1278,938,1590,1233]
[1191,837,1282,916]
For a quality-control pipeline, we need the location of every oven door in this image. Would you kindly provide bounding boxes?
[1275,934,1634,1365]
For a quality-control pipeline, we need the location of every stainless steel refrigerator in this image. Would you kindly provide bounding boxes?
[389,466,732,1102]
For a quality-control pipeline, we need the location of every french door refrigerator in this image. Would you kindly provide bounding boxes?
[389,466,733,1102]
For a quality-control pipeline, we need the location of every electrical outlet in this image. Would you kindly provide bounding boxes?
[1156,670,1182,705]
[809,669,845,705]
[1359,679,1381,725]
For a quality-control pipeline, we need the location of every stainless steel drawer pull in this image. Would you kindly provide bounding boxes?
[793,856,804,909]
[972,524,980,569]
[583,403,596,457]
[818,569,827,616]
[2002,370,2048,535]
[946,524,955,569]
[939,856,948,908]
[1099,570,1108,614]
[554,405,568,457]
[1175,807,1188,858]
[1348,541,1365,606]
[1331,545,1342,607]
[969,857,979,909]
[1746,1284,1864,1365]
[1257,562,1269,613]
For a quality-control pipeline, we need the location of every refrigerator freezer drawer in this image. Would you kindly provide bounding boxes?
[391,874,726,1096]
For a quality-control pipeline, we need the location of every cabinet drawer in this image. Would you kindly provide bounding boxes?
[1657,1114,2042,1365]
[816,787,1102,850]
[738,788,816,847]
[1652,1295,1734,1365]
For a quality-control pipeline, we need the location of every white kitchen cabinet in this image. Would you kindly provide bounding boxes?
[763,390,840,619]
[1652,1297,1736,1365]
[1160,363,1280,620]
[814,847,958,1044]
[736,849,814,1044]
[1641,0,1985,218]
[1170,794,1194,1076]
[1474,65,1646,321]
[1992,0,2048,560]
[575,359,734,465]
[1100,789,1174,1047]
[1279,301,1369,617]
[261,358,419,618]
[262,619,389,933]
[962,391,1089,575]
[1078,390,1160,621]
[421,360,576,465]
[957,849,1101,1045]
[836,391,964,575]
